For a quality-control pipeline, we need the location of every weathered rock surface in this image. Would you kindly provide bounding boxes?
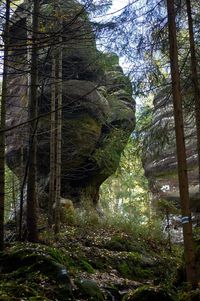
[143,86,200,210]
[6,0,135,208]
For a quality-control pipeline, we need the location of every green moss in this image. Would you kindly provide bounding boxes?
[107,94,135,120]
[93,128,128,173]
[61,114,101,169]
[0,280,49,300]
[118,262,132,278]
[63,114,101,137]
[0,281,37,295]
[104,235,139,252]
[117,257,153,280]
[0,244,73,301]
[75,279,105,301]
[122,285,178,301]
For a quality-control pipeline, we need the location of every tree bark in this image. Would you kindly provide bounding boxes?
[0,0,10,251]
[54,33,63,235]
[166,0,197,287]
[26,0,39,242]
[48,56,56,226]
[186,0,200,193]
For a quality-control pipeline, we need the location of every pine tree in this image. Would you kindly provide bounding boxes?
[54,30,63,235]
[186,0,200,193]
[26,0,39,242]
[0,0,10,250]
[166,0,197,287]
[48,55,56,227]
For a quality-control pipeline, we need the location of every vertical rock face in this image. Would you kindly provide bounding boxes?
[143,87,199,210]
[6,0,135,208]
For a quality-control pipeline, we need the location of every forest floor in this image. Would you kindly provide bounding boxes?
[0,216,200,301]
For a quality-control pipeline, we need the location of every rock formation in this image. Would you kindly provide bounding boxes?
[143,86,200,210]
[6,0,135,209]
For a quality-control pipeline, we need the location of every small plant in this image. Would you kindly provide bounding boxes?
[47,247,74,269]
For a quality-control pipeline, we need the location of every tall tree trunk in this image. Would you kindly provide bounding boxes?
[19,15,31,240]
[54,33,63,235]
[166,0,197,287]
[48,56,56,226]
[26,0,39,242]
[0,0,10,251]
[186,0,200,193]
[12,172,17,231]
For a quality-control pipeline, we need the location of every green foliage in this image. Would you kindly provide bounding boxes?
[47,246,74,268]
[105,211,164,245]
[98,52,119,72]
[118,261,132,278]
[79,259,95,273]
[180,290,200,301]
[156,199,180,217]
[72,209,100,228]
[100,137,150,216]
[0,281,46,300]
[99,98,153,228]
[41,238,96,273]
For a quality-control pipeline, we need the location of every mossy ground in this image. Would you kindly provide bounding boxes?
[0,221,196,300]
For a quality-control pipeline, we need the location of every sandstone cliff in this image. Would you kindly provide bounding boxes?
[6,0,135,208]
[143,86,199,210]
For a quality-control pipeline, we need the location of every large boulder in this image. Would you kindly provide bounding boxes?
[5,0,135,208]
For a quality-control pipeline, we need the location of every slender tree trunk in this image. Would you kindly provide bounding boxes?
[26,0,39,242]
[12,172,17,230]
[54,33,63,235]
[166,210,172,253]
[48,56,56,226]
[186,0,200,193]
[0,0,10,251]
[166,0,197,287]
[19,15,31,240]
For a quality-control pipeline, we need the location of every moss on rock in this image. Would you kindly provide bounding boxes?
[0,244,73,301]
[75,279,105,301]
[122,285,178,301]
